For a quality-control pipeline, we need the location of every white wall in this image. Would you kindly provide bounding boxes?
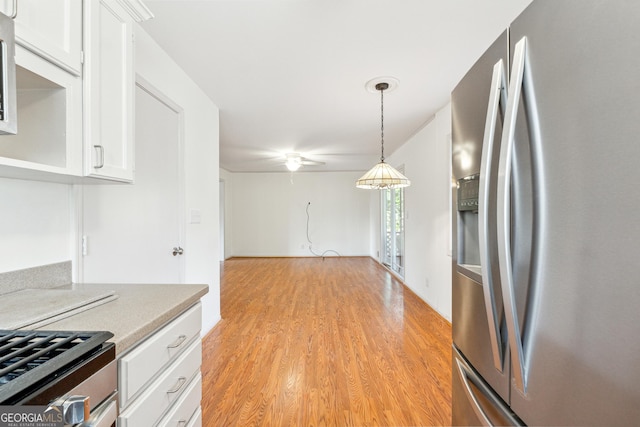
[0,178,74,273]
[135,27,221,334]
[229,171,370,257]
[386,103,452,320]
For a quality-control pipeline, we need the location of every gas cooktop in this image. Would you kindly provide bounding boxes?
[0,329,114,404]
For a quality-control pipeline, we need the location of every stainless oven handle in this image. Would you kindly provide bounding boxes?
[80,392,118,427]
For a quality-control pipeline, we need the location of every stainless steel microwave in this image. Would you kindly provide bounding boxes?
[0,11,16,135]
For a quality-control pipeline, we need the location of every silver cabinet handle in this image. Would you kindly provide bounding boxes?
[478,58,508,373]
[172,246,184,256]
[10,0,17,19]
[167,376,187,394]
[0,17,17,133]
[167,334,187,349]
[93,145,105,169]
[497,36,541,394]
[0,40,7,122]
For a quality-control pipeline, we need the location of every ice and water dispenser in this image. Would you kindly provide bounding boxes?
[456,174,481,280]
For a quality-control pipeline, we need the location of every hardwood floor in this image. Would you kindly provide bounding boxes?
[201,257,452,426]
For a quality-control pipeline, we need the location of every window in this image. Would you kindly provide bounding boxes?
[381,186,405,278]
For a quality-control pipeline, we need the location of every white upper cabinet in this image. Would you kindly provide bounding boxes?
[0,45,83,180]
[83,0,134,182]
[0,0,83,75]
[0,0,152,183]
[0,1,83,181]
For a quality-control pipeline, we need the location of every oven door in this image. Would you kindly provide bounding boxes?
[18,342,118,426]
[52,358,118,426]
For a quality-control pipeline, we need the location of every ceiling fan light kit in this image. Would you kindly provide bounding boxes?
[283,153,325,171]
[285,153,302,171]
[356,79,411,190]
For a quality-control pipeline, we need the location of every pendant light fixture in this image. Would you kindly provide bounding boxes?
[356,81,410,189]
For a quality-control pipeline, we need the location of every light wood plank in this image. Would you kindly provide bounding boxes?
[202,257,452,426]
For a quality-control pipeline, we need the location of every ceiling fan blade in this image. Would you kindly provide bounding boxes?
[300,157,325,166]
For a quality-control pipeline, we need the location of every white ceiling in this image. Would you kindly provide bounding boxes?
[140,0,532,173]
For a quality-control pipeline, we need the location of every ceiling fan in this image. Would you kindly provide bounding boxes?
[284,153,325,171]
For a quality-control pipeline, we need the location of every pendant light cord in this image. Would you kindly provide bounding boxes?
[380,87,385,162]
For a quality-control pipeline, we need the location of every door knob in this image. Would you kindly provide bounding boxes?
[172,247,184,256]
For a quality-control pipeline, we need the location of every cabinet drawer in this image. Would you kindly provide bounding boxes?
[157,374,202,427]
[186,407,202,427]
[119,303,201,407]
[118,338,202,427]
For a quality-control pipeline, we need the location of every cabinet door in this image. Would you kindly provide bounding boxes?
[0,0,83,75]
[83,0,135,182]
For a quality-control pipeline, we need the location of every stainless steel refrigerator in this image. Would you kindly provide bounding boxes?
[451,1,640,425]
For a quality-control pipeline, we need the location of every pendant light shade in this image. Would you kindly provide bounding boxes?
[356,161,410,189]
[356,81,410,190]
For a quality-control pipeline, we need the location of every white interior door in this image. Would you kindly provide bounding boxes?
[81,83,183,283]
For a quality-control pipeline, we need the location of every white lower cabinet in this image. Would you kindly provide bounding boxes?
[117,303,203,427]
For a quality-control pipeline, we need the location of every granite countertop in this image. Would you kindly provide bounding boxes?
[41,282,208,356]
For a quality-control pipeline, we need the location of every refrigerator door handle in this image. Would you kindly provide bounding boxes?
[478,59,508,373]
[497,36,540,394]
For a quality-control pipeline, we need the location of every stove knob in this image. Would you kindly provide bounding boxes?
[61,395,90,424]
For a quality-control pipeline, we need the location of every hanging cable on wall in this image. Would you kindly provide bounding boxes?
[306,202,341,259]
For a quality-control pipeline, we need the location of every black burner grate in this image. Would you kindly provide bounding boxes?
[0,329,113,403]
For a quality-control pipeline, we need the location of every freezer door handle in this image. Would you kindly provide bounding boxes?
[454,348,523,427]
[455,356,494,426]
[478,58,508,373]
[497,36,541,394]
